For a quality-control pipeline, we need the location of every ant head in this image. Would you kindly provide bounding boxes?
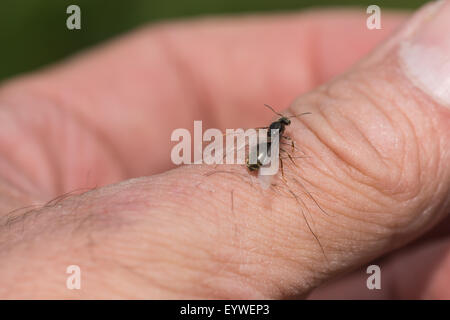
[280,117,291,126]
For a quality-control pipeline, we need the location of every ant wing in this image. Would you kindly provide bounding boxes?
[221,133,252,165]
[214,128,269,166]
[201,131,250,165]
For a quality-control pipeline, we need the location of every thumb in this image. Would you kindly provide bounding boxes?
[277,0,450,293]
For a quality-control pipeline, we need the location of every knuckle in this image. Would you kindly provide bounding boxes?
[288,67,444,232]
[293,70,423,199]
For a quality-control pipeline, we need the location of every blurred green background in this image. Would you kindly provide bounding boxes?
[0,0,427,82]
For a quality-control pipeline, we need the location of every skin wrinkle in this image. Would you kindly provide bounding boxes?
[394,93,427,200]
[359,71,423,200]
[315,84,393,187]
[313,90,364,170]
[280,125,376,212]
[287,99,417,246]
[312,178,384,216]
[324,109,395,198]
[349,75,407,189]
[298,183,391,232]
[283,141,395,240]
[289,103,396,212]
[387,107,419,200]
[348,77,411,198]
[354,109,428,239]
[298,69,426,218]
[391,109,423,207]
[336,85,389,170]
[389,77,430,203]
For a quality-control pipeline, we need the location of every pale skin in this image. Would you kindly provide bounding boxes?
[0,9,449,299]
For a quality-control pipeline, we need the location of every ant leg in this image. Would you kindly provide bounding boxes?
[279,157,286,182]
[286,187,327,261]
[283,138,295,153]
[287,152,299,168]
[280,147,298,167]
[279,157,291,184]
[281,135,294,145]
[291,176,330,217]
[280,141,304,154]
[281,136,308,155]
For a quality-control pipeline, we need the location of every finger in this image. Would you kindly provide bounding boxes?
[0,11,407,197]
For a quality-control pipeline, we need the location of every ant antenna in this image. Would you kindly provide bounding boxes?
[288,112,312,118]
[264,104,284,117]
[264,104,312,118]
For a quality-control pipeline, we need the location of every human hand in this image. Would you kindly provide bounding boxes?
[0,3,449,299]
